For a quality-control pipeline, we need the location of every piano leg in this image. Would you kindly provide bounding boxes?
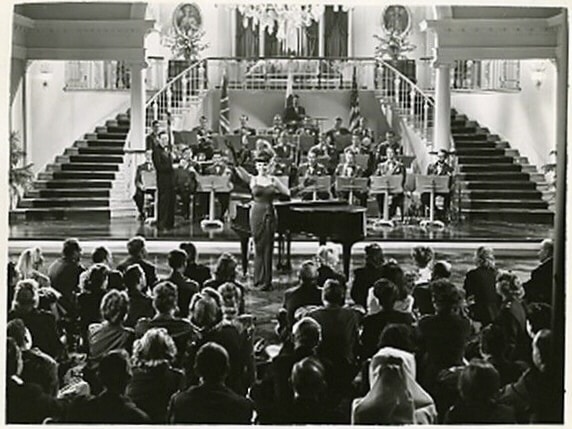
[286,232,292,270]
[276,233,285,271]
[342,242,354,280]
[239,236,249,277]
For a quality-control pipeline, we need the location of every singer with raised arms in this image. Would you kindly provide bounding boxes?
[227,139,290,291]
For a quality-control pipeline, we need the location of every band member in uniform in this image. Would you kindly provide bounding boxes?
[152,131,176,231]
[296,151,329,200]
[204,152,233,219]
[375,130,404,163]
[191,115,212,139]
[283,94,306,130]
[146,120,161,150]
[133,149,155,220]
[234,114,256,137]
[334,151,367,206]
[273,131,296,159]
[309,134,337,173]
[270,114,285,137]
[325,116,350,140]
[423,149,454,220]
[354,117,375,140]
[344,133,366,156]
[174,154,198,221]
[373,146,406,219]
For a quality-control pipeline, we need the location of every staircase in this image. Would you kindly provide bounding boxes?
[452,109,554,224]
[12,113,130,221]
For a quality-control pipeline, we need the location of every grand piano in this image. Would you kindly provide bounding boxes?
[231,200,367,279]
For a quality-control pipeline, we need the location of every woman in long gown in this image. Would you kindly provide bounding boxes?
[234,147,290,290]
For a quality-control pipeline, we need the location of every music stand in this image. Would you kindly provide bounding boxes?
[335,177,368,205]
[141,170,157,226]
[197,175,232,229]
[415,175,450,229]
[398,155,416,169]
[303,176,332,200]
[370,175,403,228]
[340,153,370,171]
[334,135,352,152]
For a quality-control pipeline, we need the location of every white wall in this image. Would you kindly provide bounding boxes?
[451,59,556,170]
[27,61,130,175]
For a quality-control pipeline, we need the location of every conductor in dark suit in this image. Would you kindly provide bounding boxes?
[283,95,306,130]
[523,239,554,305]
[153,131,176,231]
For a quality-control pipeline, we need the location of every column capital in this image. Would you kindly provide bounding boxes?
[432,59,454,69]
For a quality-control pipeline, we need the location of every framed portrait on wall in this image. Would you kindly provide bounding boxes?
[173,3,202,34]
[381,5,411,36]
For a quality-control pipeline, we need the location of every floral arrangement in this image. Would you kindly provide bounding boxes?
[373,31,416,61]
[164,28,209,62]
[9,131,34,210]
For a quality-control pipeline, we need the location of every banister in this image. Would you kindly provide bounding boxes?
[376,58,434,107]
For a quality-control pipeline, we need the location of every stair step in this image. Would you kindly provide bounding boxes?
[70,155,123,163]
[60,163,119,172]
[78,147,125,155]
[462,208,554,224]
[461,189,542,199]
[453,133,489,141]
[33,188,111,198]
[459,164,522,173]
[19,197,110,208]
[455,148,507,156]
[461,199,548,210]
[36,180,113,189]
[52,171,116,180]
[455,141,509,149]
[86,139,126,146]
[457,172,529,181]
[96,132,128,140]
[11,207,111,221]
[457,156,514,164]
[459,181,537,190]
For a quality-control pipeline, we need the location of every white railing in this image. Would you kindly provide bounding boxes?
[375,59,435,144]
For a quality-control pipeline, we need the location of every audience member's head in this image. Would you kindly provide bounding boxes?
[84,263,109,293]
[291,357,327,400]
[372,279,399,311]
[132,328,177,367]
[126,236,147,259]
[475,246,495,270]
[322,279,345,307]
[299,260,318,285]
[316,245,339,268]
[411,246,434,269]
[98,350,132,394]
[214,253,237,282]
[7,337,22,379]
[532,329,551,373]
[380,260,405,290]
[168,249,188,273]
[480,324,506,359]
[100,290,129,325]
[92,246,112,265]
[124,264,147,296]
[194,342,229,384]
[431,280,464,314]
[62,238,82,262]
[107,270,125,291]
[458,359,500,404]
[365,243,384,269]
[292,317,321,351]
[179,242,198,263]
[496,271,524,302]
[189,289,223,329]
[152,281,178,316]
[378,324,416,354]
[16,247,44,279]
[217,282,242,316]
[526,303,552,338]
[431,260,452,281]
[12,279,39,312]
[538,239,554,263]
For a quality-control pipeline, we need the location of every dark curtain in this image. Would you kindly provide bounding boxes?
[324,6,348,57]
[264,26,281,57]
[303,21,319,57]
[236,13,259,58]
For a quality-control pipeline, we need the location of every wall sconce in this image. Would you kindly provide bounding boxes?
[38,63,53,87]
[531,61,546,87]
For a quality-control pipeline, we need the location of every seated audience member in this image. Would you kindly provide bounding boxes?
[78,246,113,290]
[296,150,329,200]
[116,236,158,288]
[464,246,500,326]
[165,249,199,318]
[360,279,415,360]
[180,242,211,287]
[500,329,556,423]
[217,282,245,324]
[411,246,435,316]
[48,238,85,317]
[284,357,347,424]
[67,350,149,423]
[526,302,551,339]
[367,260,413,315]
[133,149,155,219]
[124,265,154,328]
[417,280,472,393]
[77,264,109,346]
[6,338,61,424]
[204,253,246,314]
[126,328,184,423]
[351,243,385,309]
[234,114,256,136]
[353,349,436,424]
[135,281,192,365]
[373,146,406,219]
[7,319,59,398]
[432,260,452,281]
[523,238,553,304]
[479,324,526,386]
[169,342,254,424]
[308,279,361,392]
[494,272,529,362]
[325,116,350,140]
[16,247,51,288]
[445,359,516,423]
[423,150,453,220]
[8,280,64,360]
[316,244,346,288]
[282,261,322,329]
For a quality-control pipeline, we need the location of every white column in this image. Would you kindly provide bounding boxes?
[230,8,237,57]
[259,26,265,57]
[347,8,353,56]
[318,12,325,57]
[432,62,452,151]
[128,61,147,150]
[24,60,33,167]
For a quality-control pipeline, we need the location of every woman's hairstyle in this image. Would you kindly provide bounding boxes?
[100,289,129,325]
[292,317,322,350]
[16,247,44,279]
[92,246,111,264]
[430,279,464,313]
[380,260,407,299]
[322,279,345,306]
[365,243,384,268]
[179,242,198,262]
[124,264,146,295]
[316,244,339,268]
[254,146,273,163]
[189,289,223,328]
[291,357,327,399]
[431,260,452,281]
[217,282,242,313]
[496,271,524,301]
[12,279,40,311]
[372,279,399,310]
[214,253,237,282]
[132,327,177,367]
[152,281,178,314]
[458,359,500,403]
[195,342,229,383]
[84,263,109,293]
[475,246,495,269]
[411,246,434,269]
[378,324,416,353]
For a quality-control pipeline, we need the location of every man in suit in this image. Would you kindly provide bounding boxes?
[283,94,306,129]
[234,114,256,137]
[146,121,161,151]
[133,150,155,220]
[166,250,199,318]
[48,238,85,318]
[325,117,350,141]
[282,261,322,328]
[373,146,406,219]
[152,131,176,231]
[179,242,211,287]
[423,149,454,220]
[117,236,158,288]
[296,151,329,200]
[523,239,554,305]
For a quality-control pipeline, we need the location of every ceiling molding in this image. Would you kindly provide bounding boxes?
[434,46,558,62]
[25,47,147,62]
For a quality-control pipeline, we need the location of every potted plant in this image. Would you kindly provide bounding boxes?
[165,27,209,63]
[373,31,416,62]
[9,131,34,210]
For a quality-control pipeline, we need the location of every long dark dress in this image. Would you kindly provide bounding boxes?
[152,144,175,230]
[250,183,278,289]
